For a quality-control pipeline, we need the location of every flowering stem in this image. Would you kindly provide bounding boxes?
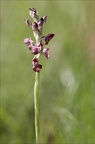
[24,7,55,144]
[34,72,40,144]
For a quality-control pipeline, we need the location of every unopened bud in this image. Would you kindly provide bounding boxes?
[24,19,32,27]
[29,8,38,22]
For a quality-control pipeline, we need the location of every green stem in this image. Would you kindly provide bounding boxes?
[34,33,41,144]
[34,72,40,144]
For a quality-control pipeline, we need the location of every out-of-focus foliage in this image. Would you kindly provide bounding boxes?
[1,0,95,144]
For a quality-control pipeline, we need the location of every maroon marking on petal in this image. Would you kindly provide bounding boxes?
[32,22,38,31]
[33,63,42,73]
[29,8,36,14]
[32,57,38,63]
[38,16,47,26]
[45,33,55,45]
[32,57,42,73]
[31,46,39,55]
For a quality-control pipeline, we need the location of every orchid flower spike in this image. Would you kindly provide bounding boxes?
[24,8,55,72]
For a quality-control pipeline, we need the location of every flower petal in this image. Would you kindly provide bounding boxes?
[32,22,40,35]
[24,38,34,47]
[41,33,55,45]
[31,46,39,55]
[43,48,49,59]
[38,16,47,27]
[45,33,55,45]
[33,64,42,73]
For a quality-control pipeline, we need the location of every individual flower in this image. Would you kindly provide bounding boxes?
[32,58,42,73]
[30,46,40,55]
[30,46,39,55]
[29,8,38,22]
[28,42,43,55]
[24,38,34,47]
[43,48,49,59]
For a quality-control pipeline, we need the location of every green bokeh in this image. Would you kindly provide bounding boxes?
[1,0,95,144]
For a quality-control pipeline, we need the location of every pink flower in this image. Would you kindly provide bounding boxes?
[32,46,40,55]
[28,42,43,55]
[24,38,34,46]
[43,48,49,59]
[32,58,42,73]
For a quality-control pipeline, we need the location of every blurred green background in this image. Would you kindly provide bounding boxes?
[1,0,95,144]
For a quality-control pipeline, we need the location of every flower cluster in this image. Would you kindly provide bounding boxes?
[24,8,55,72]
